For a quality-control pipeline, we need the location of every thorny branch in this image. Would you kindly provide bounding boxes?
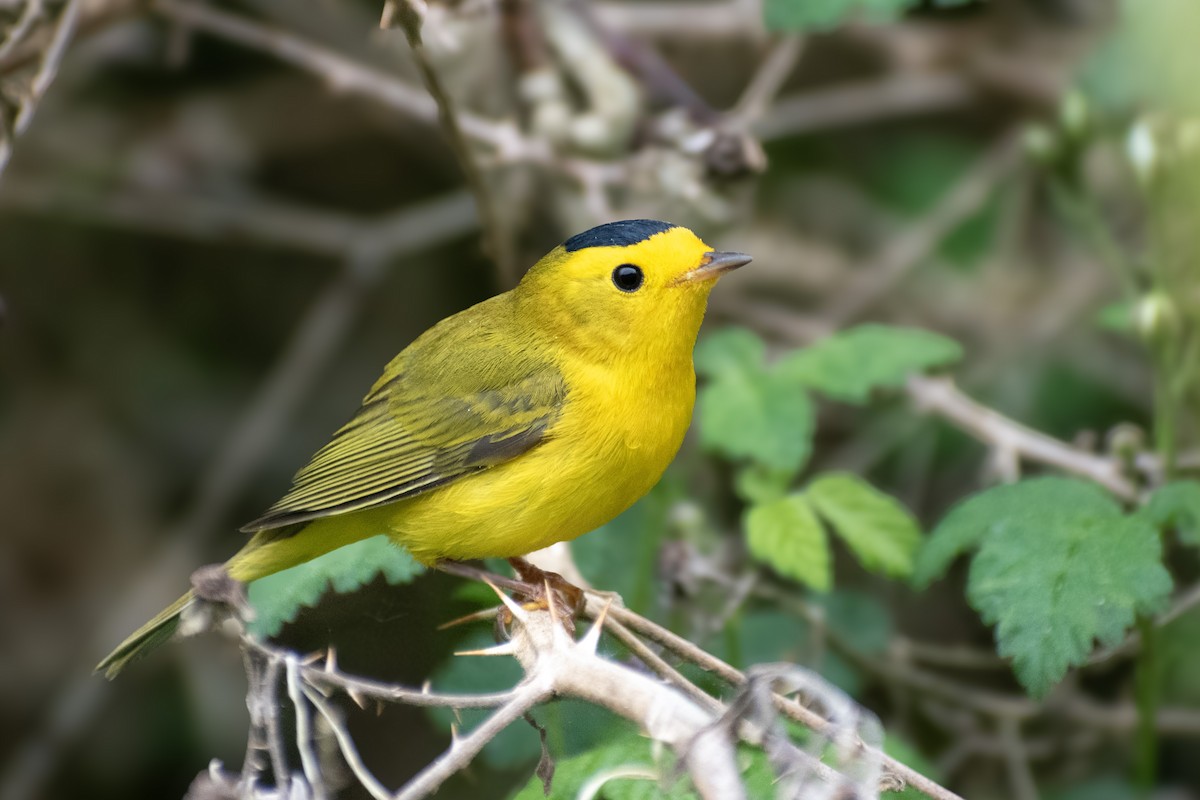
[203,583,912,800]
[0,0,80,176]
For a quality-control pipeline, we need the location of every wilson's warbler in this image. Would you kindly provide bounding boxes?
[98,219,750,677]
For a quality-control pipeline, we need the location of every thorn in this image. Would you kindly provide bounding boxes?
[301,650,324,666]
[324,646,338,674]
[375,700,385,717]
[483,577,529,624]
[421,679,432,694]
[348,689,368,711]
[437,606,501,630]
[454,642,518,657]
[578,597,612,655]
[450,721,461,745]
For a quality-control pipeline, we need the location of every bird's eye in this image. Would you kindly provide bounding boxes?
[611,264,644,292]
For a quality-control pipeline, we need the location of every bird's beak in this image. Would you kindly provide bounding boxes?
[676,251,753,284]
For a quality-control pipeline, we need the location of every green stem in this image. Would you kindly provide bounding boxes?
[1132,617,1160,794]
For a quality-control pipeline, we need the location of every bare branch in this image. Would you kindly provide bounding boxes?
[906,374,1140,501]
[389,0,515,281]
[730,35,805,128]
[285,656,326,800]
[820,134,1023,329]
[756,71,976,142]
[152,0,529,156]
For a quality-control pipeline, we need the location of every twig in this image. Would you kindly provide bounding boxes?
[600,616,723,713]
[262,658,289,786]
[12,0,78,134]
[997,718,1038,800]
[285,656,326,800]
[0,0,43,63]
[0,0,80,177]
[730,35,805,128]
[592,0,763,39]
[820,134,1022,328]
[245,635,522,709]
[906,374,1139,501]
[1088,582,1200,666]
[756,72,976,142]
[393,681,551,800]
[389,0,514,282]
[586,597,968,800]
[152,0,529,157]
[303,685,393,800]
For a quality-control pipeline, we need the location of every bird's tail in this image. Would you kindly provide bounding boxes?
[96,590,195,679]
[96,517,374,678]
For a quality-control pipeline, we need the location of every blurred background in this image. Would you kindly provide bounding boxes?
[2,0,1199,798]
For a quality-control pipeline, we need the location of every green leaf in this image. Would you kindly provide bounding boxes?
[913,477,1118,588]
[508,727,684,800]
[736,610,810,666]
[820,590,893,656]
[1095,300,1134,334]
[1046,777,1138,800]
[807,473,923,578]
[694,327,765,379]
[1137,480,1200,545]
[779,324,962,405]
[968,511,1171,697]
[246,536,425,637]
[1158,610,1200,706]
[746,493,831,591]
[763,0,911,31]
[697,368,814,473]
[733,463,795,504]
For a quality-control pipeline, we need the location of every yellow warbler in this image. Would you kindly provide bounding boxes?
[98,219,750,677]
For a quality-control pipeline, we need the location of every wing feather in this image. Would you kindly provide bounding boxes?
[241,298,566,532]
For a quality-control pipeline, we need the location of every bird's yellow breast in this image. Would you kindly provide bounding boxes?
[374,349,695,564]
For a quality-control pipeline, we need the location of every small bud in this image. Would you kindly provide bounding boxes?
[1134,291,1178,343]
[1023,123,1059,163]
[1060,91,1089,139]
[1105,423,1145,461]
[1126,121,1158,185]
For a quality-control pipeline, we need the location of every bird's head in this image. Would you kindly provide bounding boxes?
[517,220,751,363]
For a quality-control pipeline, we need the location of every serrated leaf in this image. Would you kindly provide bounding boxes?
[1137,480,1200,545]
[746,493,831,591]
[734,463,795,504]
[697,369,814,473]
[913,477,1118,588]
[694,327,766,379]
[968,512,1171,697]
[508,727,684,800]
[807,473,922,578]
[779,324,962,405]
[246,536,424,637]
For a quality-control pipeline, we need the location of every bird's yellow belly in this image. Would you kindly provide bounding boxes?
[383,365,694,564]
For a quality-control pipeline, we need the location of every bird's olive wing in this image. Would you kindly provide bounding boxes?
[239,349,566,532]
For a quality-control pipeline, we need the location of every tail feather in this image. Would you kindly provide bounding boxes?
[96,591,194,679]
[97,518,376,678]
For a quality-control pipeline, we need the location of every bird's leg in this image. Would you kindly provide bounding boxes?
[433,558,585,633]
[506,556,586,631]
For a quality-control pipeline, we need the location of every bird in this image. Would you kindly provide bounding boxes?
[97,219,750,677]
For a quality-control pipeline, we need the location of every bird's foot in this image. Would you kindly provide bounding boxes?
[503,557,585,634]
[433,558,584,634]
